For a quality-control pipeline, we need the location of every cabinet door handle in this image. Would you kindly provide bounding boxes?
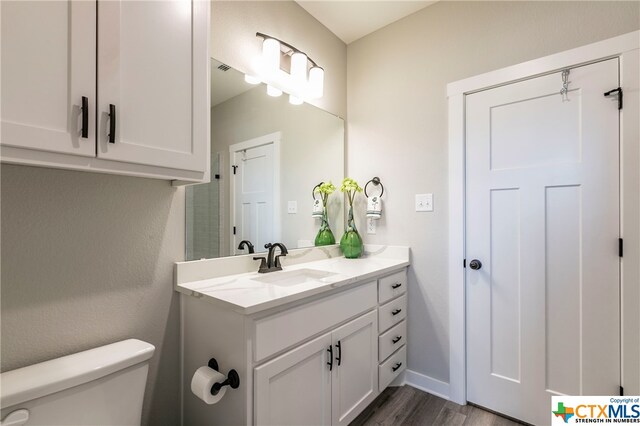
[392,308,402,316]
[108,104,116,144]
[81,96,89,139]
[335,341,342,366]
[391,283,402,289]
[392,362,403,372]
[327,345,333,371]
[392,336,402,344]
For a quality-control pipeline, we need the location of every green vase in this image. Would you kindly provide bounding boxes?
[340,206,363,258]
[315,208,335,246]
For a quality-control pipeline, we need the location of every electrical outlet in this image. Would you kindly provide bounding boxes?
[416,194,434,212]
[367,218,376,234]
[287,201,297,214]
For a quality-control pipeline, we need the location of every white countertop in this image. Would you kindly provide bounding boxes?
[175,246,409,315]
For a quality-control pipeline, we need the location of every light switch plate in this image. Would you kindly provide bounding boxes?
[415,194,433,212]
[287,201,297,214]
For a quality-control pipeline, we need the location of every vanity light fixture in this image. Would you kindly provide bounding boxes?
[244,74,261,85]
[245,32,325,105]
[289,96,303,105]
[262,37,281,75]
[267,85,283,97]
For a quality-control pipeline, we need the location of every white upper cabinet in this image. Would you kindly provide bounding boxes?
[1,1,96,157]
[0,0,209,182]
[97,1,207,173]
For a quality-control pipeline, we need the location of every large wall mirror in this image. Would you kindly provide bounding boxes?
[185,59,345,260]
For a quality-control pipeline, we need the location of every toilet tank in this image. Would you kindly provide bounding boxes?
[0,339,155,426]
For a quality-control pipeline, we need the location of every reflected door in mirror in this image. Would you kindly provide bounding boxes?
[231,137,277,255]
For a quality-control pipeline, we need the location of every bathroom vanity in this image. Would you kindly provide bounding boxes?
[176,245,409,425]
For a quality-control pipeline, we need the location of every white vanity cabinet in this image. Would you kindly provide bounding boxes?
[1,0,209,182]
[376,269,408,391]
[255,310,377,426]
[254,332,333,426]
[181,265,409,426]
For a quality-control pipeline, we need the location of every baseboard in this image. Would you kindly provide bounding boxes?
[404,369,451,400]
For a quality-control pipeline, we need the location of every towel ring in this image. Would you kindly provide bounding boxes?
[364,177,384,198]
[312,182,324,200]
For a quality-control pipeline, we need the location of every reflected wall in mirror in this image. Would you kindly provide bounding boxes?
[185,59,345,261]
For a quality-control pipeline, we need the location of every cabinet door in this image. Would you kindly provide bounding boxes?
[254,332,332,426]
[1,1,96,157]
[331,310,379,426]
[97,0,208,172]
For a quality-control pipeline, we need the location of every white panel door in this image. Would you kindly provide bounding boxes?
[97,0,207,172]
[1,1,96,157]
[254,332,332,426]
[466,59,620,425]
[331,310,379,426]
[232,143,275,253]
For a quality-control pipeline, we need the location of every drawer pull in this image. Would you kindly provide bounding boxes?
[392,362,403,372]
[392,309,402,316]
[327,346,333,371]
[391,283,402,289]
[392,336,402,344]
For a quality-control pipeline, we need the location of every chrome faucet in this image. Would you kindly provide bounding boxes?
[253,242,288,273]
[237,240,255,254]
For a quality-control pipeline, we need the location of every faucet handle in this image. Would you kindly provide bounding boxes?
[274,254,287,269]
[253,256,268,273]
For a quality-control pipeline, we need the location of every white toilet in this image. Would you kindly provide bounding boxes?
[0,339,155,426]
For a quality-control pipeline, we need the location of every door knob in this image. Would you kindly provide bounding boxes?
[469,259,482,270]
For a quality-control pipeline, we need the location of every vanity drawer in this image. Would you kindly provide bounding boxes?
[378,270,407,304]
[379,345,406,392]
[378,294,406,333]
[253,281,377,362]
[378,319,406,362]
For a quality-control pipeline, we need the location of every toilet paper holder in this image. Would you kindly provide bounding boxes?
[207,358,240,395]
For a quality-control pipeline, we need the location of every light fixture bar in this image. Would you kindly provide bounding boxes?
[255,32,321,69]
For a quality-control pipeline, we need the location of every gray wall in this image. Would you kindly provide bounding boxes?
[347,1,640,385]
[1,165,184,425]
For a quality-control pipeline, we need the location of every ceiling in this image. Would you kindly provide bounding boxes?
[295,1,437,44]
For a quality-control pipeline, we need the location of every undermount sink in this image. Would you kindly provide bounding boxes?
[252,268,337,287]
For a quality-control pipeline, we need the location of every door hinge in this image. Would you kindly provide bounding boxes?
[233,226,236,235]
[232,165,238,175]
[620,385,624,396]
[604,87,623,110]
[463,259,466,268]
[619,238,623,257]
